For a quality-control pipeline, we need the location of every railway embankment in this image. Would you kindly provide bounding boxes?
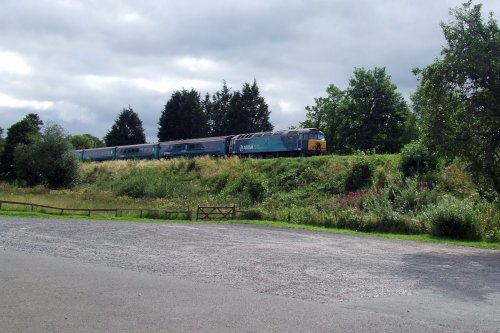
[1,154,498,244]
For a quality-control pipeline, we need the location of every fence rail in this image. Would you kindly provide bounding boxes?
[0,200,191,219]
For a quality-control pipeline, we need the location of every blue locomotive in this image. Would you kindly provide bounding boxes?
[75,128,327,161]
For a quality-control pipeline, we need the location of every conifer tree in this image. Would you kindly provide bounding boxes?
[158,89,207,141]
[104,106,146,146]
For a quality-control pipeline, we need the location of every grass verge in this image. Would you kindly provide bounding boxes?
[1,209,499,250]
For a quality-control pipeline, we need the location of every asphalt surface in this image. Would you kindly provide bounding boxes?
[0,217,499,332]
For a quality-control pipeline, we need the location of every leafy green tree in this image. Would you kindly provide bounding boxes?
[104,106,146,146]
[0,113,43,180]
[158,89,207,141]
[301,84,347,153]
[70,134,104,149]
[412,1,500,193]
[343,67,414,153]
[303,69,415,154]
[14,123,79,188]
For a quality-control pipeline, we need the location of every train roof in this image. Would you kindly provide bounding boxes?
[232,128,323,139]
[116,143,158,149]
[158,136,233,145]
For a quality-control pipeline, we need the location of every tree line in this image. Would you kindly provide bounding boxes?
[97,79,273,148]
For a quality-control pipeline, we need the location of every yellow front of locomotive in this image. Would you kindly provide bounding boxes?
[304,129,327,155]
[307,138,327,153]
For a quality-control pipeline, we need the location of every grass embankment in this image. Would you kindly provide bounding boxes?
[1,154,499,246]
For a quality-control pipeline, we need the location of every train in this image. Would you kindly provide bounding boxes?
[75,128,327,161]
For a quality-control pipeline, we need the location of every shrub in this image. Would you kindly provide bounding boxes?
[114,168,186,199]
[374,209,423,234]
[345,158,373,192]
[239,209,263,220]
[228,171,267,205]
[14,124,80,188]
[361,190,425,234]
[400,140,437,177]
[335,189,369,210]
[287,206,329,227]
[336,210,376,231]
[206,173,230,194]
[274,167,300,191]
[114,171,147,198]
[475,201,500,243]
[426,198,484,241]
[438,159,477,198]
[389,177,438,215]
[322,171,348,195]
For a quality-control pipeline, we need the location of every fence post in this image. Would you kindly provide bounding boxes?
[31,204,34,212]
[115,208,118,217]
[60,208,63,215]
[196,205,200,220]
[0,200,2,210]
[232,205,236,219]
[87,209,90,216]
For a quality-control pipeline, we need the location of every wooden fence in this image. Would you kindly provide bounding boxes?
[0,200,191,220]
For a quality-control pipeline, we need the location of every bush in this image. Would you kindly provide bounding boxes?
[438,159,477,198]
[228,171,267,205]
[336,210,376,231]
[322,171,348,195]
[389,177,438,215]
[426,198,484,241]
[345,158,373,192]
[476,201,500,243]
[400,140,437,177]
[287,206,331,227]
[362,190,425,234]
[114,168,186,199]
[239,209,263,220]
[14,124,79,188]
[206,173,230,194]
[374,209,423,234]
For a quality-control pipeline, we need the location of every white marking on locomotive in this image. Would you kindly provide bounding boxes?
[240,145,254,151]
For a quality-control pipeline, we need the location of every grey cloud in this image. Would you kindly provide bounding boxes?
[1,0,499,139]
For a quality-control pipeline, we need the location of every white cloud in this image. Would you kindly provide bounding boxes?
[0,51,32,75]
[119,12,145,23]
[176,57,218,72]
[0,93,52,110]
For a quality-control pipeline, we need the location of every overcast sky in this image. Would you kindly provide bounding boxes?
[1,0,499,142]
